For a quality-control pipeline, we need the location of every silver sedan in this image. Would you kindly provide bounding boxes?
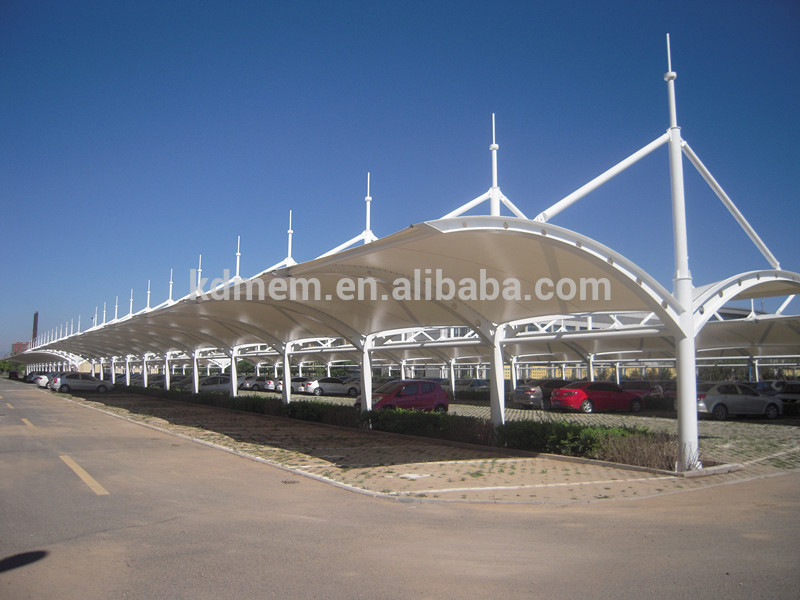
[697,381,782,420]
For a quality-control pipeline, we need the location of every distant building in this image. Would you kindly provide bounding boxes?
[11,341,29,355]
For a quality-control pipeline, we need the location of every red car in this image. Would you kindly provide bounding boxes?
[354,379,448,412]
[550,381,643,413]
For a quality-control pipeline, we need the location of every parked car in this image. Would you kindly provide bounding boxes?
[238,375,275,391]
[196,375,232,394]
[445,378,489,392]
[755,380,790,396]
[268,376,308,393]
[34,372,59,388]
[550,381,643,413]
[50,372,111,393]
[354,379,448,412]
[697,381,782,420]
[619,380,663,398]
[8,370,19,379]
[24,371,45,383]
[775,381,800,403]
[511,378,571,409]
[300,376,361,397]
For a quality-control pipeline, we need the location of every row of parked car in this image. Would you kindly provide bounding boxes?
[14,369,796,420]
[510,377,798,420]
[20,371,113,393]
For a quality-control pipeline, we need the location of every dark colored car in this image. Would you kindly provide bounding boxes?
[550,381,643,413]
[619,380,663,398]
[511,378,571,409]
[775,381,800,403]
[354,379,448,412]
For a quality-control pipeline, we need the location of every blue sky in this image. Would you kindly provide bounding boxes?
[2,0,798,352]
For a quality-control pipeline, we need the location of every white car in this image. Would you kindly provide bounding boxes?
[300,376,361,397]
[34,372,59,388]
[697,381,782,420]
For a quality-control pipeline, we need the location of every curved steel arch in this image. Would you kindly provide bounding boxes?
[693,270,800,335]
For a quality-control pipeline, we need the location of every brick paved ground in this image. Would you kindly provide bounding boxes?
[55,390,800,504]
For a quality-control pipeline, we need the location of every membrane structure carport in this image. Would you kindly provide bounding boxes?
[12,38,800,471]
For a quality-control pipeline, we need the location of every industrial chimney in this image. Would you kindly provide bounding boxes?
[32,311,39,342]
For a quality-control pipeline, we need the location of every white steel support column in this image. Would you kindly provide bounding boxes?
[229,348,238,398]
[125,356,131,386]
[510,356,518,389]
[281,345,292,404]
[359,337,374,411]
[448,359,456,399]
[488,326,506,426]
[142,357,149,387]
[164,354,171,391]
[192,351,200,394]
[665,36,700,471]
[588,355,595,381]
[98,360,104,380]
[111,358,116,384]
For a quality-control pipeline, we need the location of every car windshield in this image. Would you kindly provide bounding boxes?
[697,383,714,392]
[374,381,404,394]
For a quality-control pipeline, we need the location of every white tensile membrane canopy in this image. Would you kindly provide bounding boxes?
[19,35,800,472]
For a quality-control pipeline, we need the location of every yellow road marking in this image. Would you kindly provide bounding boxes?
[59,455,110,496]
[6,403,14,409]
[21,418,35,429]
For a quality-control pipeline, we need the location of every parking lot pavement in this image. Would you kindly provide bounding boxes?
[46,389,800,504]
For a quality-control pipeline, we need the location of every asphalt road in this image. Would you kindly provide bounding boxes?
[2,379,798,599]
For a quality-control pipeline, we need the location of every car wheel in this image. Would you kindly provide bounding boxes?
[59,385,70,393]
[764,403,780,420]
[347,387,358,397]
[97,385,108,393]
[580,399,593,413]
[629,398,642,413]
[542,399,551,410]
[252,384,260,391]
[711,403,728,421]
[313,387,323,396]
[435,404,448,414]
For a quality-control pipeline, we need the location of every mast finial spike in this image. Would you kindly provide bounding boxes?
[666,33,672,72]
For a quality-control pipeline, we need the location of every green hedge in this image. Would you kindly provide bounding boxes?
[283,400,361,427]
[360,408,496,446]
[113,385,678,467]
[496,419,651,459]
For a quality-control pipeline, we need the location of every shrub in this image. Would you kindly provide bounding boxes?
[283,400,361,427]
[495,419,660,463]
[361,409,495,446]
